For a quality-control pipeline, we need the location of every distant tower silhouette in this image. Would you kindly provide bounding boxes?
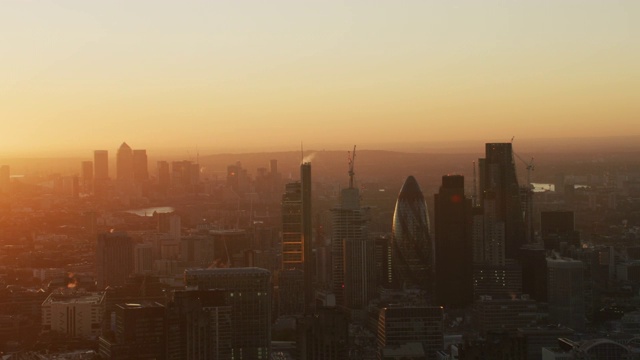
[390,176,433,294]
[133,149,148,183]
[157,161,170,195]
[93,150,109,196]
[94,150,109,180]
[116,142,134,182]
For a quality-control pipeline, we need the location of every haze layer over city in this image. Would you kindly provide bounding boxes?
[1,1,640,360]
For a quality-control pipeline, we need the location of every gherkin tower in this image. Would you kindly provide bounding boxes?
[390,176,433,292]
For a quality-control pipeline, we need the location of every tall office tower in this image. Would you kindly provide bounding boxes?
[81,161,93,194]
[94,150,109,196]
[300,162,314,314]
[185,268,271,359]
[390,176,433,293]
[330,154,375,309]
[481,191,506,266]
[116,142,134,182]
[376,306,444,360]
[434,175,473,308]
[472,143,527,300]
[471,207,485,263]
[166,290,232,360]
[547,257,585,330]
[0,165,9,193]
[472,191,523,300]
[331,186,376,309]
[157,161,170,194]
[96,232,134,289]
[478,143,526,259]
[374,236,392,288]
[94,150,109,180]
[41,289,106,338]
[132,149,149,183]
[342,235,376,309]
[270,159,281,192]
[98,302,166,359]
[282,182,303,269]
[280,181,305,315]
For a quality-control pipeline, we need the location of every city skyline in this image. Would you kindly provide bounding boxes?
[1,138,639,358]
[2,1,639,156]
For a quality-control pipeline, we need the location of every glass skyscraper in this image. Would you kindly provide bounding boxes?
[390,176,433,293]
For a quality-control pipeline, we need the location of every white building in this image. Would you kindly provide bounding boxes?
[42,289,105,338]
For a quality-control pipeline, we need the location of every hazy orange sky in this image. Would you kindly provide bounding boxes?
[1,1,638,156]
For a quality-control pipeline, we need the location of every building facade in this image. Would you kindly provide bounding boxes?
[41,289,105,338]
[434,175,473,307]
[96,232,134,289]
[184,268,271,359]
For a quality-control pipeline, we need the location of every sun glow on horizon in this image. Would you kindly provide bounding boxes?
[1,1,639,156]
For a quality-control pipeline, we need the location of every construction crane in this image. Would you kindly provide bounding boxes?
[510,136,537,244]
[510,136,535,186]
[513,151,536,244]
[513,152,535,188]
[348,145,356,189]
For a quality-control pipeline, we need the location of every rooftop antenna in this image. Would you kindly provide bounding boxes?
[348,145,357,189]
[301,142,304,163]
